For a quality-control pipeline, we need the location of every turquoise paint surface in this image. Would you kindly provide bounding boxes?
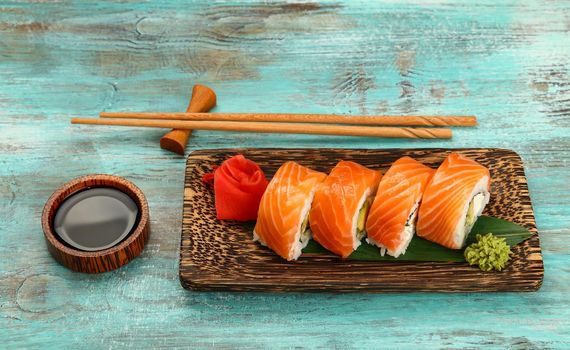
[1,1,569,348]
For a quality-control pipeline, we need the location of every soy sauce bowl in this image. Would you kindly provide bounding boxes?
[41,174,150,273]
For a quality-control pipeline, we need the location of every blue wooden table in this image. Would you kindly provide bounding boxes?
[1,1,569,348]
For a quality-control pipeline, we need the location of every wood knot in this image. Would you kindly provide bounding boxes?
[16,275,70,313]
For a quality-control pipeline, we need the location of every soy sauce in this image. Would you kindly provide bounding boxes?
[53,188,139,251]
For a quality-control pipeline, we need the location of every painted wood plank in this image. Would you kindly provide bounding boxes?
[1,0,569,348]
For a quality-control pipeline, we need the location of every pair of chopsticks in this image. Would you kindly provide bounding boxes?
[71,112,477,139]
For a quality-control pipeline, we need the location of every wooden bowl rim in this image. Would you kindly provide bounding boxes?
[41,174,149,259]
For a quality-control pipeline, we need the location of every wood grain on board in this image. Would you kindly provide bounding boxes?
[180,148,543,292]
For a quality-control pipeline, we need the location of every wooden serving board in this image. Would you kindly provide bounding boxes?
[179,148,543,292]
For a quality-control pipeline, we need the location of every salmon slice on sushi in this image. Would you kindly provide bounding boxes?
[366,156,435,258]
[416,153,491,249]
[253,161,327,261]
[310,161,382,258]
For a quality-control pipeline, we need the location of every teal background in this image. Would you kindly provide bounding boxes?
[1,1,569,348]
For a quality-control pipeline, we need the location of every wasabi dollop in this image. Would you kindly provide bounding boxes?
[464,233,512,271]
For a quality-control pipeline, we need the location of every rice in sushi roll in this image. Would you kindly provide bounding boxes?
[416,153,491,249]
[309,161,382,258]
[253,161,327,261]
[366,156,435,257]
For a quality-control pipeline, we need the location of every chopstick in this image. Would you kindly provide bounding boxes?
[100,112,477,127]
[71,118,452,139]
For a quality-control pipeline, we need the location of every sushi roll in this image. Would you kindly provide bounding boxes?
[310,161,382,258]
[253,161,327,261]
[416,153,491,249]
[366,156,435,257]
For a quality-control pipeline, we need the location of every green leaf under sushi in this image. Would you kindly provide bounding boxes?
[302,216,534,262]
[467,216,533,247]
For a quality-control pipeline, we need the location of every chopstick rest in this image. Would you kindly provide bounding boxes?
[159,84,217,155]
